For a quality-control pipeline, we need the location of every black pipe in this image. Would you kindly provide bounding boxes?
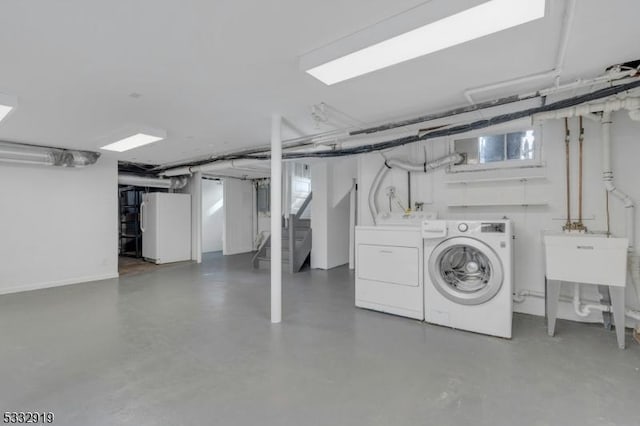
[157,79,640,169]
[349,94,533,136]
[407,171,412,211]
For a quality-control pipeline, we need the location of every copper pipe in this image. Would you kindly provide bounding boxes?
[578,116,584,225]
[564,117,571,229]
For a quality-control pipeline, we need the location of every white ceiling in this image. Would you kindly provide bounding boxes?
[0,0,638,165]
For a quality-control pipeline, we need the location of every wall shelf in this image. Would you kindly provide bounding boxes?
[445,176,547,185]
[445,174,549,207]
[448,202,548,208]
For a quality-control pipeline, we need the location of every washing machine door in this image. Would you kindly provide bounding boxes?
[428,237,503,305]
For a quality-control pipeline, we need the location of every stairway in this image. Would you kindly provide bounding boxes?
[252,193,312,273]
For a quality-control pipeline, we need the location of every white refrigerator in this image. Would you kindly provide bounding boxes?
[141,193,192,264]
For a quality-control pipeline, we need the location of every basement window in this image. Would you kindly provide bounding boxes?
[450,129,541,171]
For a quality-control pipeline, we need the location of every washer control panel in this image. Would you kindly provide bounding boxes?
[481,222,506,233]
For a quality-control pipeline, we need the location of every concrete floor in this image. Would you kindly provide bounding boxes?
[1,253,639,426]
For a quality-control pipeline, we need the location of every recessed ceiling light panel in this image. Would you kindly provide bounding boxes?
[305,0,546,85]
[101,130,166,152]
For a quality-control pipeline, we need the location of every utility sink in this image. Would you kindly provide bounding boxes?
[544,233,628,287]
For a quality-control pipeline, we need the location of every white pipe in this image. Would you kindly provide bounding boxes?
[348,179,356,270]
[534,98,640,122]
[191,171,203,263]
[515,288,640,323]
[368,165,390,225]
[368,153,462,224]
[162,158,269,177]
[270,114,282,324]
[533,104,639,252]
[161,130,420,178]
[513,289,545,303]
[464,0,576,104]
[528,70,639,99]
[601,112,636,251]
[573,283,611,317]
[252,182,258,250]
[118,173,188,189]
[466,70,556,104]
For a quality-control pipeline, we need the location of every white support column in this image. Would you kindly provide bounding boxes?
[191,171,203,263]
[270,114,282,323]
[349,179,356,270]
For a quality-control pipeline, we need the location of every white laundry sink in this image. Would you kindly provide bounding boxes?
[544,233,628,287]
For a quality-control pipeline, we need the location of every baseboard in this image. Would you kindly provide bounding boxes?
[0,272,120,295]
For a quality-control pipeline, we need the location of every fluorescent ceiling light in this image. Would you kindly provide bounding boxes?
[0,93,18,123]
[0,105,13,122]
[101,132,164,152]
[306,0,546,85]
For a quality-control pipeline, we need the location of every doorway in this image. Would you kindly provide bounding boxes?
[202,178,224,254]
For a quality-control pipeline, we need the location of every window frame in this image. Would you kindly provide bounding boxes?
[448,122,544,173]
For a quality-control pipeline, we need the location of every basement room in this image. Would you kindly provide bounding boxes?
[1,0,639,425]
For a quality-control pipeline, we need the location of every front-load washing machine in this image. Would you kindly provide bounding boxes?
[422,220,514,338]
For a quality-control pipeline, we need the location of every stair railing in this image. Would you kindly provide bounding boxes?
[288,192,312,273]
[252,192,313,271]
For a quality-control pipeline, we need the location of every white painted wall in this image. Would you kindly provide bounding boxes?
[0,158,118,294]
[311,158,355,270]
[222,179,254,255]
[356,112,640,324]
[202,179,224,253]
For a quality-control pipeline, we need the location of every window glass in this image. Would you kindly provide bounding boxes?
[454,138,479,165]
[479,134,505,163]
[506,130,535,160]
[453,129,537,168]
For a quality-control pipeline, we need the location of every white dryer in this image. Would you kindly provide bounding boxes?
[356,225,424,319]
[422,220,514,338]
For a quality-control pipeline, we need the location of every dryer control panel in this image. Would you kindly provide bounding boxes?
[422,220,447,239]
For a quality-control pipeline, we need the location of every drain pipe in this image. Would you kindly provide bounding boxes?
[535,105,640,323]
[368,153,462,224]
[573,283,611,317]
[601,111,636,251]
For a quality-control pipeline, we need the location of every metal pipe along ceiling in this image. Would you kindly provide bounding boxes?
[118,174,188,189]
[0,141,100,167]
[158,78,640,177]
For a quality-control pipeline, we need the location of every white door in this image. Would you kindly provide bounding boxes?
[223,179,254,255]
[202,179,224,253]
[156,193,191,263]
[427,237,503,305]
[141,193,158,260]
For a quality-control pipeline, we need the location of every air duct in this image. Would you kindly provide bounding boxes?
[368,153,463,224]
[0,141,100,167]
[160,158,269,177]
[118,173,188,189]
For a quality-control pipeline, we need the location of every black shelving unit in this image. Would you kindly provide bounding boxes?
[119,187,144,257]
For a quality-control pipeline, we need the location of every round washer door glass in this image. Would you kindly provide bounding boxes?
[428,237,503,305]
